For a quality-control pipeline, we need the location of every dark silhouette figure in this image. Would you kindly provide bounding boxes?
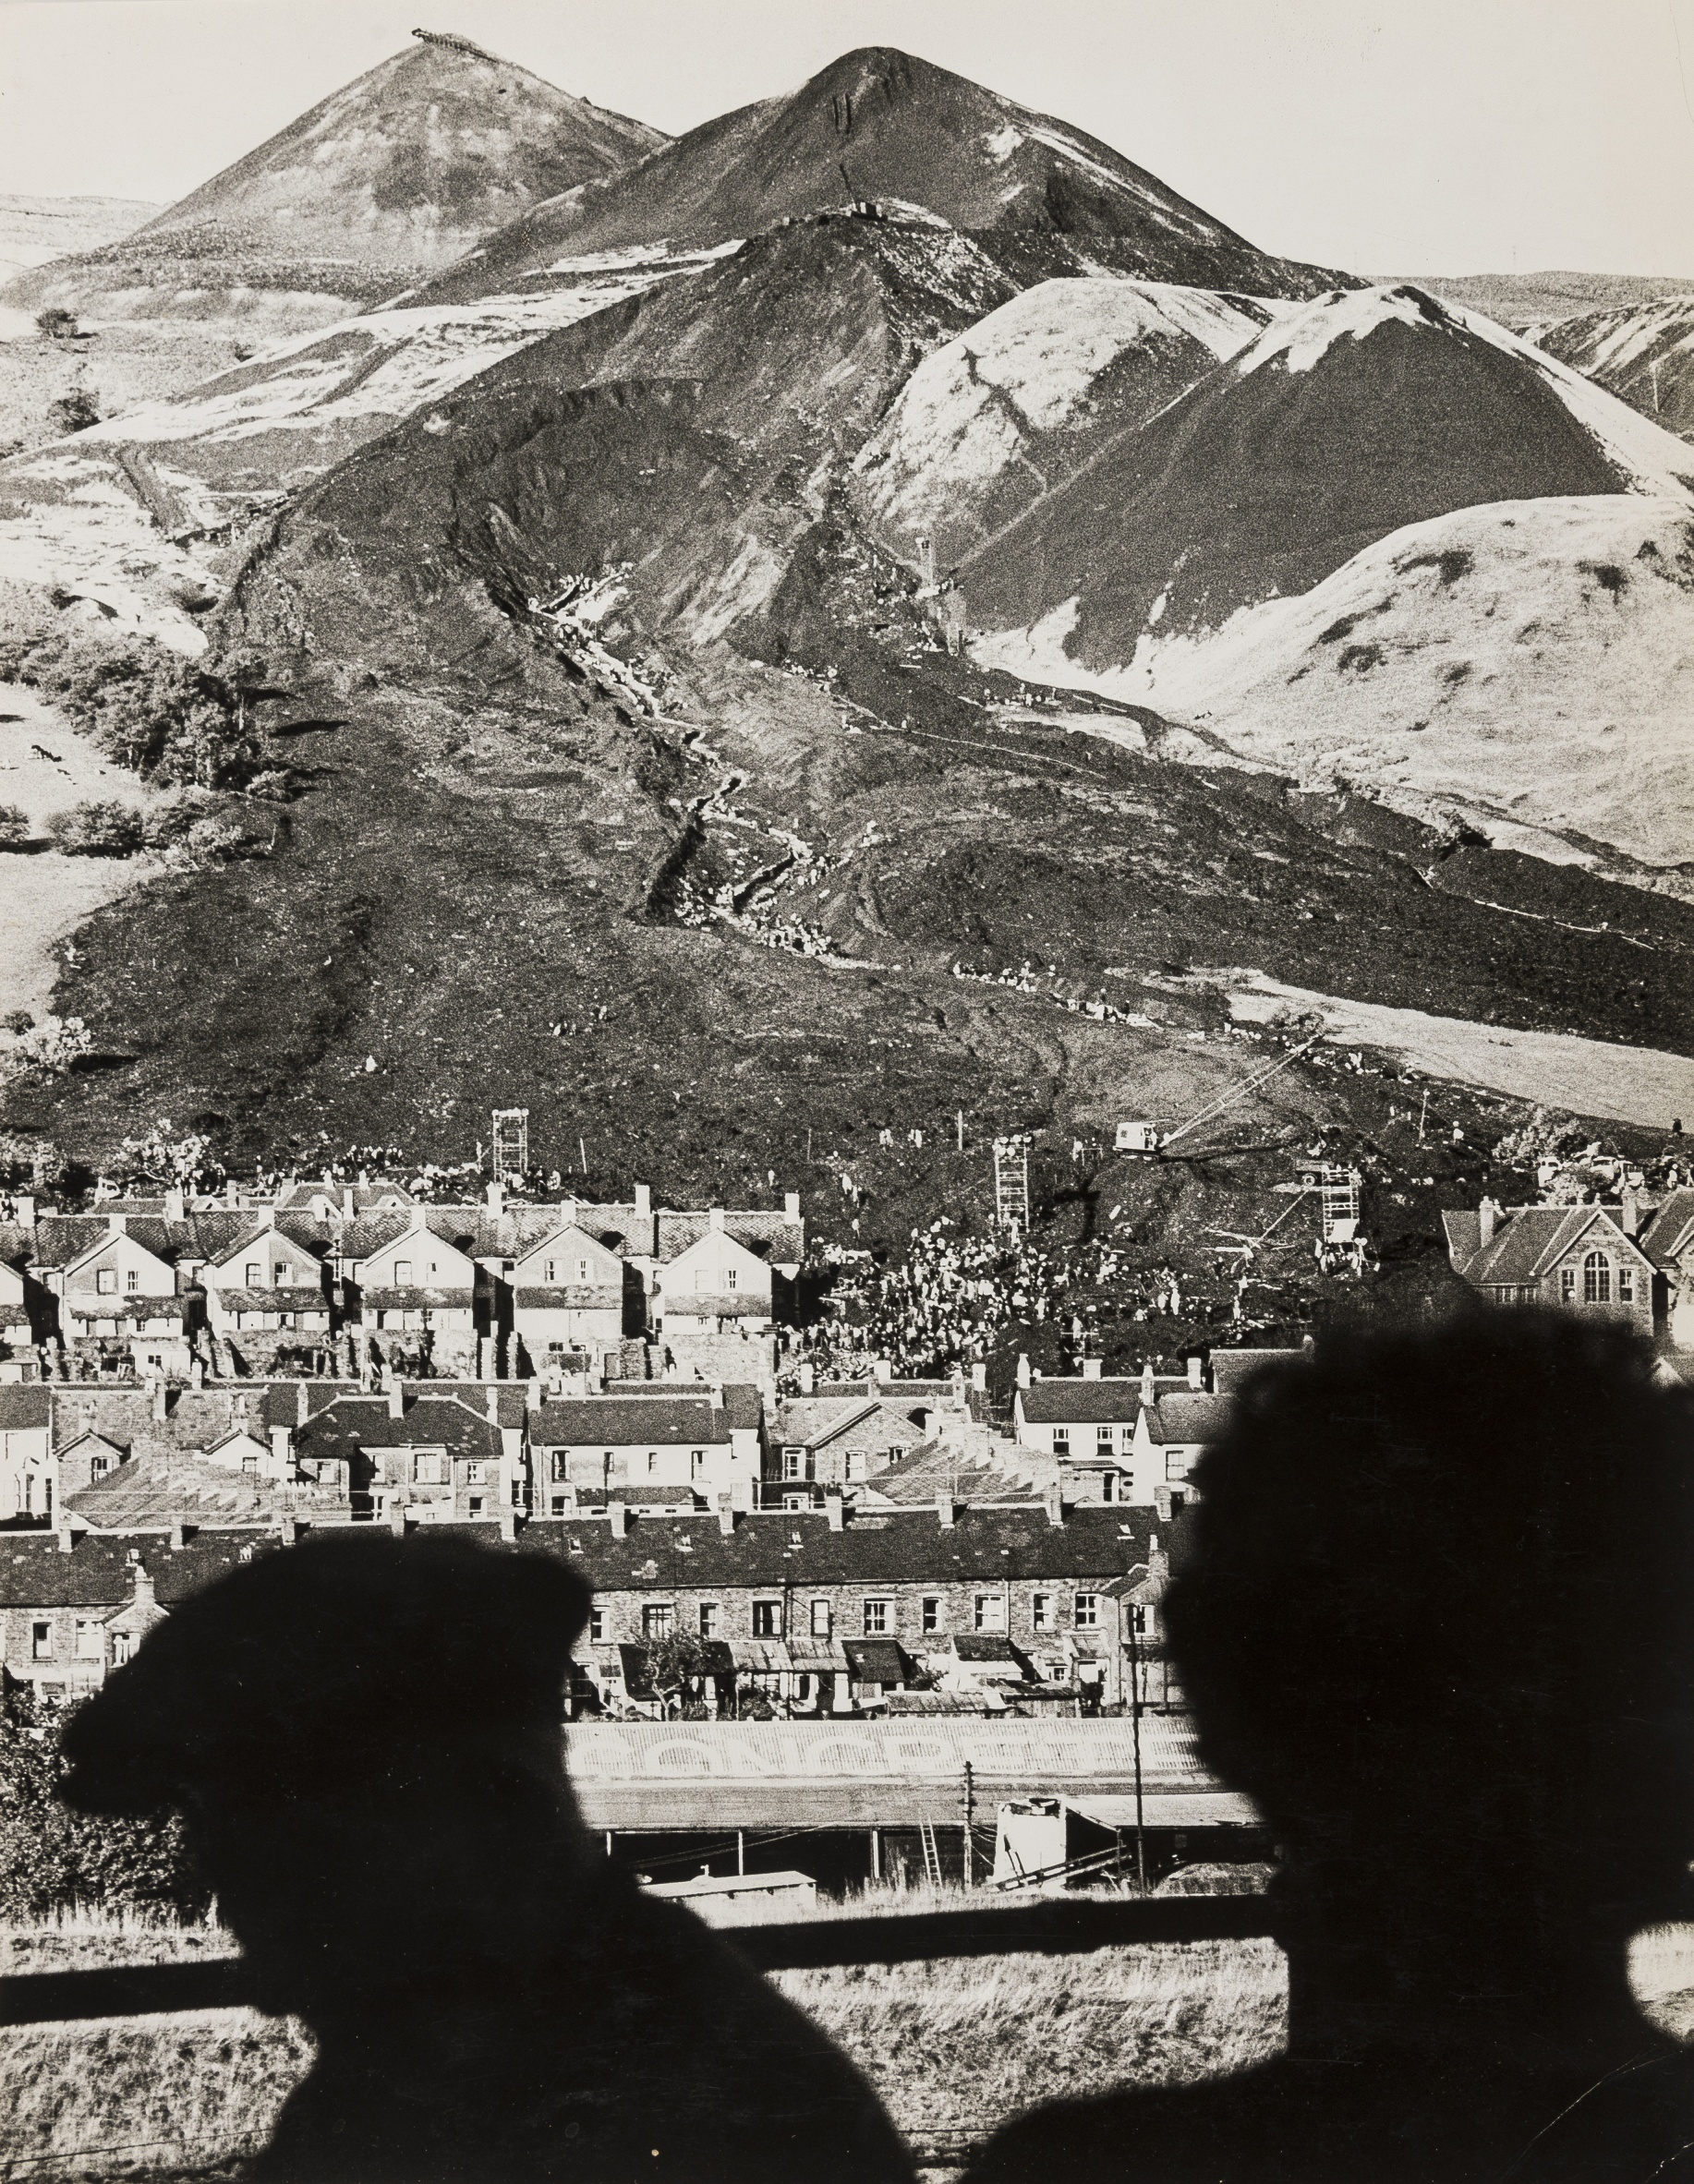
[62,1532,913,2184]
[971,1312,1694,2182]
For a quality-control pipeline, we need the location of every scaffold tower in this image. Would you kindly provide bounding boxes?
[993,1135,1031,1233]
[1301,1162,1362,1242]
[491,1108,530,1180]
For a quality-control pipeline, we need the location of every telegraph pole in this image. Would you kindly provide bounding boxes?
[962,1761,975,1888]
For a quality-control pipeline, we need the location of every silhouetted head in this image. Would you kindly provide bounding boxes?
[1166,1313,1694,1957]
[63,1531,590,2008]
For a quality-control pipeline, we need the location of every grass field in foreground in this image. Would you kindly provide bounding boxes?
[0,1901,1689,2181]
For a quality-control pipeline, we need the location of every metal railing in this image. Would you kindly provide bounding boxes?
[0,1894,1275,2028]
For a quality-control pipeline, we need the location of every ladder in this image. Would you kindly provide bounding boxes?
[919,1818,943,1888]
[993,1136,1030,1234]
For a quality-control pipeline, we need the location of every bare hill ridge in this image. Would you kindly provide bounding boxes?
[4,32,665,321]
[425,46,1350,307]
[1537,296,1694,445]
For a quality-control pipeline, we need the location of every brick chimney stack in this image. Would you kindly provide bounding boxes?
[387,1380,405,1421]
[1082,1357,1103,1382]
[1045,1482,1064,1527]
[718,1501,735,1536]
[936,1489,956,1529]
[783,1191,801,1223]
[1016,1354,1031,1392]
[610,1502,629,1538]
[1479,1197,1500,1248]
[485,1384,501,1422]
[1187,1354,1204,1392]
[825,1488,844,1531]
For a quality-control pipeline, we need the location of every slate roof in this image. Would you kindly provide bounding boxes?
[656,1213,804,1264]
[0,1529,278,1608]
[1206,1348,1306,1395]
[513,1286,623,1310]
[841,1638,910,1683]
[1157,1393,1233,1443]
[0,1384,50,1431]
[1020,1379,1149,1426]
[357,1285,476,1309]
[1443,1204,1648,1285]
[275,1182,415,1215]
[30,1213,258,1272]
[210,1286,331,1312]
[203,1216,331,1272]
[535,1395,733,1447]
[296,1394,502,1463]
[411,1381,531,1430]
[720,1384,763,1434]
[1640,1188,1694,1269]
[513,1505,1155,1588]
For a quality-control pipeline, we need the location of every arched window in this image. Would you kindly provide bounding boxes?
[1583,1250,1612,1304]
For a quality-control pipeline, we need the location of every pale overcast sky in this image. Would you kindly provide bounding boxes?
[1,0,1691,275]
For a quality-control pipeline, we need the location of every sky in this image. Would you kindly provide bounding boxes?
[0,0,1691,275]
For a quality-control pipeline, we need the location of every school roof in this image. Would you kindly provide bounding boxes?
[1639,1188,1694,1269]
[1442,1204,1648,1285]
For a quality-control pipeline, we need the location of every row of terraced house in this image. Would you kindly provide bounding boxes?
[0,1178,804,1384]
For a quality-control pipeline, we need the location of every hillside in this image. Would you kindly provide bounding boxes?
[6,32,664,322]
[424,46,1349,307]
[851,277,1287,572]
[960,286,1650,655]
[1537,296,1694,443]
[0,195,161,285]
[1391,271,1694,330]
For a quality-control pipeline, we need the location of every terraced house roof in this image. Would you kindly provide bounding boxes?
[296,1394,504,1465]
[656,1213,804,1263]
[0,1530,276,1608]
[535,1395,733,1446]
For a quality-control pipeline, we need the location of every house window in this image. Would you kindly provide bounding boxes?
[1074,1592,1101,1629]
[782,1448,806,1480]
[1052,1430,1070,1455]
[245,1263,260,1285]
[91,1456,109,1479]
[589,1606,605,1642]
[1096,1426,1114,1452]
[725,1268,738,1293]
[752,1599,781,1637]
[646,1452,658,1476]
[847,1451,865,1481]
[1032,1592,1054,1632]
[863,1599,891,1635]
[974,1594,1006,1633]
[690,1450,706,1478]
[126,1270,139,1292]
[1561,1268,1577,1301]
[30,1623,52,1660]
[1102,1471,1119,1502]
[922,1596,943,1633]
[1167,1452,1191,1481]
[782,1492,809,1511]
[467,1497,484,1517]
[75,1621,102,1659]
[427,1261,439,1279]
[811,1599,832,1636]
[466,1462,486,1486]
[112,1632,133,1666]
[544,1260,557,1285]
[1583,1251,1612,1305]
[1618,1265,1635,1304]
[551,1495,568,1515]
[394,1260,412,1285]
[699,1602,720,1637]
[551,1451,569,1482]
[412,1451,446,1486]
[273,1262,287,1287]
[643,1603,673,1639]
[97,1269,116,1296]
[576,1259,589,1284]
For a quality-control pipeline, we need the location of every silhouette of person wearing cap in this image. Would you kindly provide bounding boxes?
[63,1531,912,2184]
[970,1312,1694,2182]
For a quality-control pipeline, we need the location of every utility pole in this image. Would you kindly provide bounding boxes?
[1128,1608,1148,1894]
[1417,1090,1429,1144]
[962,1761,975,1888]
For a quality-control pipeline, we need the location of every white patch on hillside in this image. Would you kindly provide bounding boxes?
[983,127,1023,163]
[972,494,1694,873]
[1578,296,1694,375]
[854,278,1276,547]
[1235,284,1457,377]
[0,448,215,651]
